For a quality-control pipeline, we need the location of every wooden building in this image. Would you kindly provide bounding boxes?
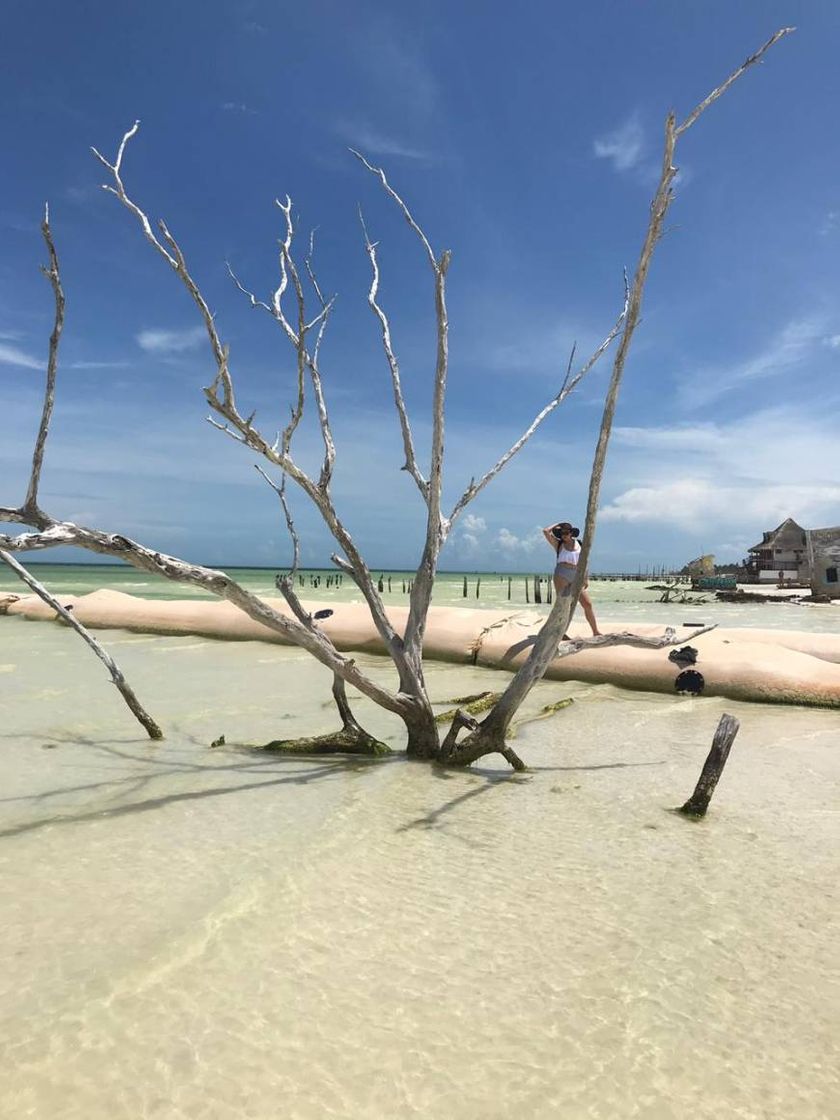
[806,526,840,597]
[744,517,809,583]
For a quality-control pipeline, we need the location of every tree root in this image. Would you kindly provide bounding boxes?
[259,727,392,756]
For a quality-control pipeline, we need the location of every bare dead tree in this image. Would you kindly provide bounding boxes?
[0,29,791,769]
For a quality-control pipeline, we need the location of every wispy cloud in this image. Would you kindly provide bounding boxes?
[363,23,438,117]
[0,330,23,341]
[0,342,42,370]
[64,184,98,205]
[221,101,257,115]
[335,120,430,161]
[678,317,830,409]
[593,112,645,173]
[68,359,132,370]
[136,326,205,354]
[819,210,837,236]
[823,334,840,350]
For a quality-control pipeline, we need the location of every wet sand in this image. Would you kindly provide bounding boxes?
[1,616,838,1118]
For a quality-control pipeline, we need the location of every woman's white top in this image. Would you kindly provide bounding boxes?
[556,541,580,566]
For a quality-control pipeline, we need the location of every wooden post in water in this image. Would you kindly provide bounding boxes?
[525,577,530,604]
[462,576,468,597]
[475,577,481,599]
[534,576,542,604]
[678,714,740,818]
[507,576,512,601]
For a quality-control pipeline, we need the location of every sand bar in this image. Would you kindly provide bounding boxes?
[7,588,840,708]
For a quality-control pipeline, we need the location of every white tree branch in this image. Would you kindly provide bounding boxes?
[676,27,795,136]
[350,150,438,270]
[23,204,65,516]
[0,548,163,740]
[359,207,428,499]
[92,121,235,407]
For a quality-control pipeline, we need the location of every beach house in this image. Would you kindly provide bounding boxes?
[744,517,809,583]
[806,526,840,598]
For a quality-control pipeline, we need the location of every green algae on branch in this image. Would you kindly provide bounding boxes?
[434,691,502,724]
[508,697,574,738]
[258,729,392,757]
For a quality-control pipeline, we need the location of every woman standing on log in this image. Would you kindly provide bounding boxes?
[543,521,601,636]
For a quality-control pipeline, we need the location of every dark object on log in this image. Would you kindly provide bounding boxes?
[683,621,706,627]
[313,608,333,620]
[210,734,226,748]
[678,713,740,818]
[675,669,704,695]
[668,645,698,666]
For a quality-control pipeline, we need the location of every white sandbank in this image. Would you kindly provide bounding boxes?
[7,588,840,708]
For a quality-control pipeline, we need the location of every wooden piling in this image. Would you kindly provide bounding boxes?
[678,714,741,818]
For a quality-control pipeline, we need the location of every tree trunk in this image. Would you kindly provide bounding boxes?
[678,713,740,818]
[401,698,441,760]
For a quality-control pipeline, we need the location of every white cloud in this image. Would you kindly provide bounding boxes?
[600,479,840,532]
[602,406,840,536]
[0,342,42,370]
[0,330,23,341]
[222,101,257,115]
[496,527,541,554]
[136,326,206,354]
[462,513,486,533]
[823,334,840,349]
[336,120,430,161]
[819,210,837,236]
[679,317,830,409]
[593,113,645,173]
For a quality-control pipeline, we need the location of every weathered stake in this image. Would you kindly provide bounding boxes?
[678,713,740,818]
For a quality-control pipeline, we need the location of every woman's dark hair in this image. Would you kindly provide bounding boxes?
[552,522,580,540]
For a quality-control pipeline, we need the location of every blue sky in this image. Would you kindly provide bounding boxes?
[2,0,839,572]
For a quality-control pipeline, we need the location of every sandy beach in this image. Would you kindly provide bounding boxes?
[1,574,839,1119]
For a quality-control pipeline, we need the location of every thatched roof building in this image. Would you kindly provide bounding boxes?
[745,517,809,582]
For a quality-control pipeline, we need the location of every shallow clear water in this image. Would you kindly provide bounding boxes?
[1,617,838,1118]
